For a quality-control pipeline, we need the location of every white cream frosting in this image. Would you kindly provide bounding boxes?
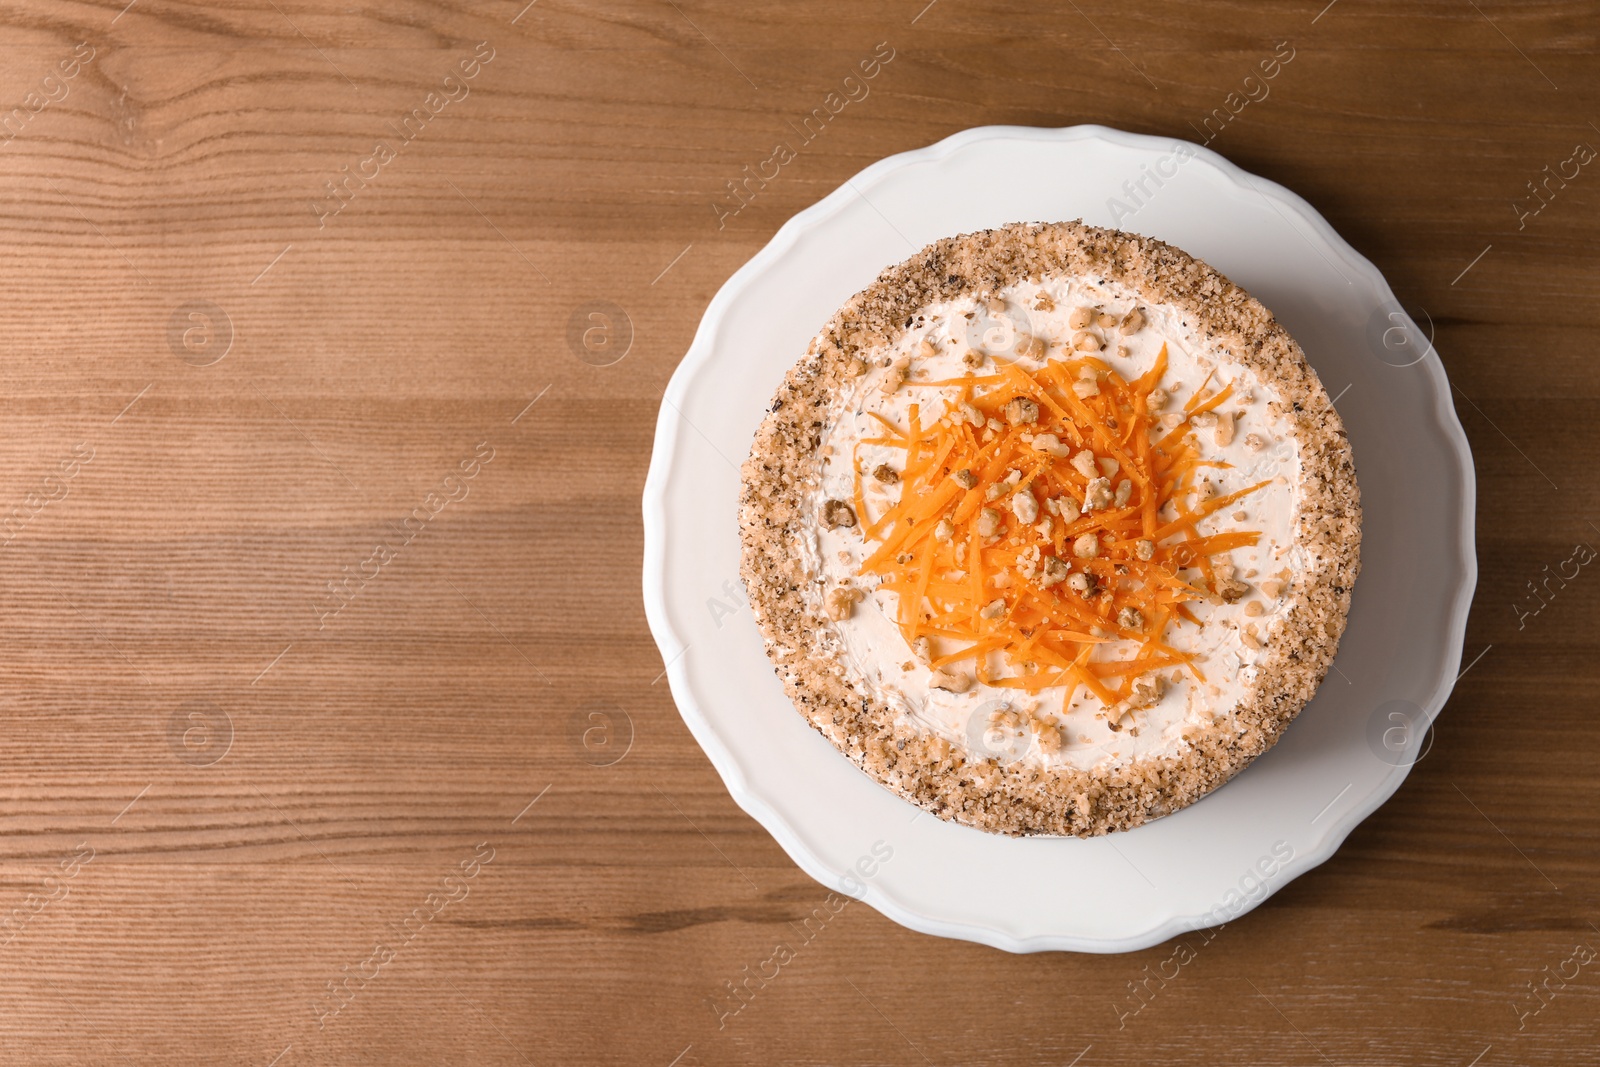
[801,275,1307,772]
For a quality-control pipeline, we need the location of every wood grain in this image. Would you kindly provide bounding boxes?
[0,0,1595,1063]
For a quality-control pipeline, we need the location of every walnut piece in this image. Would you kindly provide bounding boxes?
[824,585,862,620]
[929,668,973,693]
[880,355,911,395]
[1214,411,1235,448]
[1004,396,1040,425]
[1031,433,1071,458]
[1217,577,1250,603]
[821,499,856,529]
[1083,476,1112,511]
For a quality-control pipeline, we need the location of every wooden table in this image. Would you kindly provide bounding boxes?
[0,1,1594,1063]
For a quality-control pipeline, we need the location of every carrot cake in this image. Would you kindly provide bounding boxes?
[738,221,1360,837]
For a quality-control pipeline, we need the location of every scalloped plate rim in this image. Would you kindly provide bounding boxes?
[641,124,1477,953]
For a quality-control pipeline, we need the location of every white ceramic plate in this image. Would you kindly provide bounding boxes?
[641,125,1476,953]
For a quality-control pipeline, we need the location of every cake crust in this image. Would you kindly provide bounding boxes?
[738,221,1360,837]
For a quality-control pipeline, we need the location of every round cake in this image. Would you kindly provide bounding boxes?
[738,221,1360,837]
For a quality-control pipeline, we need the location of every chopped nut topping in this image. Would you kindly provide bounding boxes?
[1011,492,1038,523]
[1214,411,1235,447]
[1190,410,1218,429]
[929,667,973,693]
[979,598,1006,620]
[1113,478,1133,507]
[1066,571,1095,595]
[1097,456,1120,478]
[1017,333,1047,359]
[846,357,868,377]
[1146,387,1168,410]
[933,518,954,542]
[824,585,862,620]
[952,467,978,488]
[1244,432,1265,452]
[821,499,857,529]
[872,463,899,484]
[1004,396,1040,425]
[911,636,931,661]
[1119,306,1145,334]
[976,507,1001,537]
[1218,577,1250,603]
[1118,606,1144,631]
[1032,291,1055,312]
[1160,412,1185,429]
[1083,476,1112,511]
[1134,539,1155,561]
[1094,310,1118,330]
[880,356,911,394]
[1129,675,1162,708]
[1068,306,1094,329]
[1072,376,1100,399]
[1070,450,1098,479]
[1244,600,1264,617]
[1072,533,1099,558]
[1072,330,1103,352]
[917,339,937,359]
[1259,578,1285,599]
[962,349,987,369]
[1031,433,1071,458]
[1057,496,1082,524]
[1040,556,1070,587]
[984,295,1006,313]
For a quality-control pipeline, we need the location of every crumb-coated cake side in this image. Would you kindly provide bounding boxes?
[738,220,1360,837]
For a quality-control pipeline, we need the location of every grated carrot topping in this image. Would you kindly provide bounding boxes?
[852,344,1267,711]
